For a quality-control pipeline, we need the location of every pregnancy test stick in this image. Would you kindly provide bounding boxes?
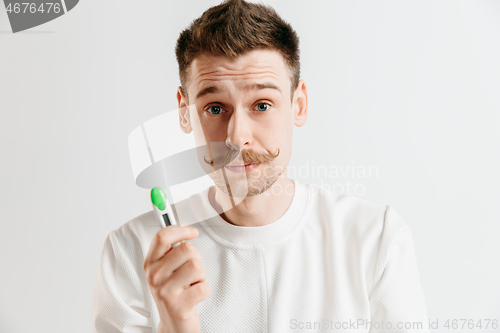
[151,187,181,248]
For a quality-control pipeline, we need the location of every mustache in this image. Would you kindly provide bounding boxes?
[204,148,280,168]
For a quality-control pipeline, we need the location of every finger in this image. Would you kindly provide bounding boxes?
[177,282,212,309]
[147,241,203,287]
[166,256,207,291]
[144,226,199,266]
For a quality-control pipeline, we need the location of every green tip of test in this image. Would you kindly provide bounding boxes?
[151,187,167,211]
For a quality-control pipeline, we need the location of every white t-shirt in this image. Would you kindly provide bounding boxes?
[92,180,429,332]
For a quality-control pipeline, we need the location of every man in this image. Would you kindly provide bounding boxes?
[92,0,429,332]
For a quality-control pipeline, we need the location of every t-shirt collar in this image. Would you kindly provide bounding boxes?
[192,179,309,246]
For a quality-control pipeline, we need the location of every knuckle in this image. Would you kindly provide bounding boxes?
[197,282,211,299]
[154,231,167,245]
[146,269,159,287]
[203,282,212,296]
[190,226,199,236]
[183,241,197,256]
[189,257,202,271]
[151,274,161,287]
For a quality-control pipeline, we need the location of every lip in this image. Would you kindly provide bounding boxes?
[225,162,260,173]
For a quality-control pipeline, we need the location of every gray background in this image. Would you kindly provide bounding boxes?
[1,0,499,332]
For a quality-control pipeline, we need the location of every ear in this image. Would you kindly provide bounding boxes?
[177,86,192,134]
[292,79,308,127]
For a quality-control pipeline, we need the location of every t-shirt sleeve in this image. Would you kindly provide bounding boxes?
[92,230,153,332]
[368,205,429,333]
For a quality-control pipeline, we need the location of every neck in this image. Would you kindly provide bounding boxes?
[209,173,295,227]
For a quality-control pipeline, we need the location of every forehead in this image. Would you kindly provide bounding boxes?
[187,49,291,96]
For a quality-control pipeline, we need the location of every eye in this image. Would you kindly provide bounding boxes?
[206,105,226,115]
[255,102,271,112]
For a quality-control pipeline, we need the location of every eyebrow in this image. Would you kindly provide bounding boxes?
[195,82,282,99]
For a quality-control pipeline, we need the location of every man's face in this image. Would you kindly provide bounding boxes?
[178,49,307,197]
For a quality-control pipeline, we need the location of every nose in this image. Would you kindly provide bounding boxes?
[225,108,251,151]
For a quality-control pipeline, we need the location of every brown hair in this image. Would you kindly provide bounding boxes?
[175,0,300,100]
